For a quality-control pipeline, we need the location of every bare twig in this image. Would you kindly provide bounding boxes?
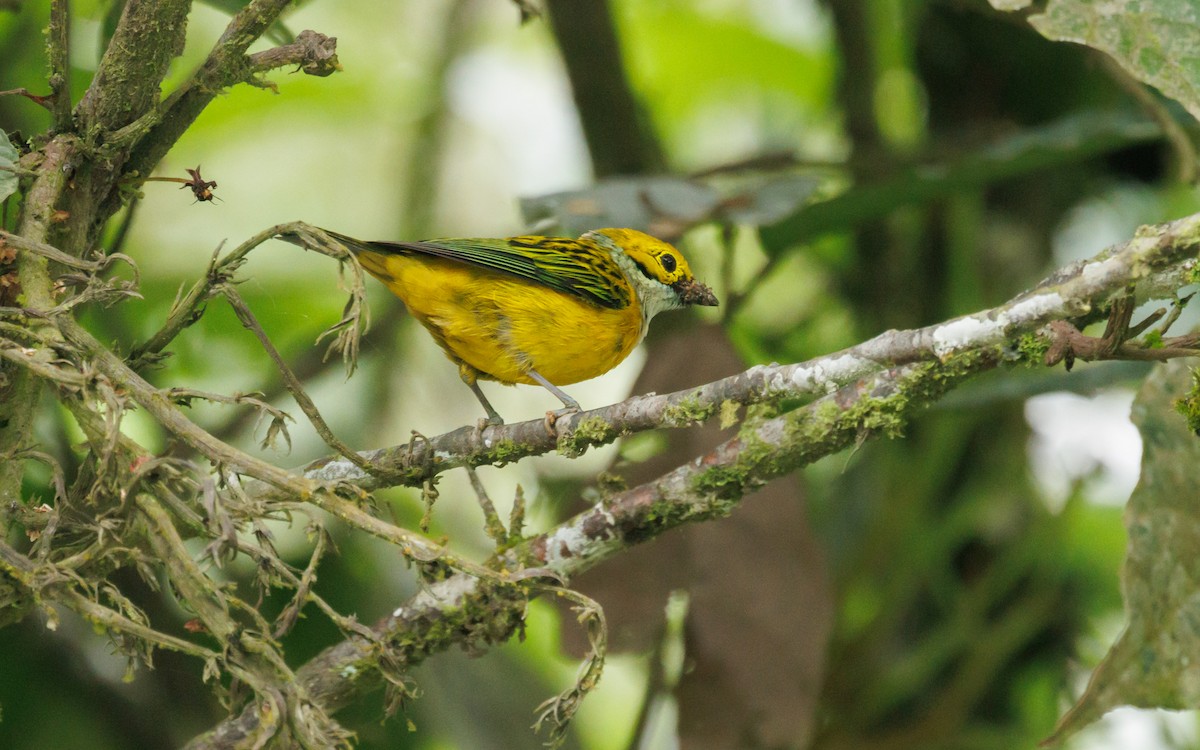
[0,229,138,276]
[166,388,294,452]
[465,465,508,546]
[209,302,405,443]
[532,586,607,748]
[247,29,342,79]
[220,285,384,477]
[0,88,54,110]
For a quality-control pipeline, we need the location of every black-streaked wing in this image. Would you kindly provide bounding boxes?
[344,233,631,309]
[324,231,633,307]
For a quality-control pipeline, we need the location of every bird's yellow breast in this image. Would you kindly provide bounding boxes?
[356,249,643,386]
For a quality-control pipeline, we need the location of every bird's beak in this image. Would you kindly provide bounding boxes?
[673,278,719,306]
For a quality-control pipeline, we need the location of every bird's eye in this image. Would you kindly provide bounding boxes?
[661,254,677,274]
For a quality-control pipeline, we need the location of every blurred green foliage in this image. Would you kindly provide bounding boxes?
[3,0,1200,748]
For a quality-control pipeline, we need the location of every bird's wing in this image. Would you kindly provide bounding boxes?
[330,231,631,310]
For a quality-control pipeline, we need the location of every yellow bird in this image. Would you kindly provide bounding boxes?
[313,227,718,425]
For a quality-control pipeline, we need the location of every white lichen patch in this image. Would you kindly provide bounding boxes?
[821,353,873,386]
[787,364,822,393]
[750,363,792,395]
[306,457,370,483]
[1080,255,1126,287]
[1006,291,1064,323]
[541,507,617,572]
[407,574,477,611]
[931,315,1004,357]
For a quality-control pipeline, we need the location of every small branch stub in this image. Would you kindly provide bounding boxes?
[142,166,218,202]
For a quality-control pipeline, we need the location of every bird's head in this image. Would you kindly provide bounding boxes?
[587,228,719,312]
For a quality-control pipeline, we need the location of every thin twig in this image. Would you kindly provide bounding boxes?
[0,88,53,110]
[166,388,294,452]
[247,29,341,78]
[465,465,508,546]
[57,313,505,583]
[220,285,385,476]
[0,229,138,275]
[127,223,283,369]
[532,585,607,748]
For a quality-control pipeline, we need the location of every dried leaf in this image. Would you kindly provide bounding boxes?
[522,176,719,238]
[521,173,822,238]
[1048,360,1200,743]
[0,129,17,203]
[1027,0,1200,124]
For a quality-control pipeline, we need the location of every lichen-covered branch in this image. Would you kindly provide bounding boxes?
[184,575,529,750]
[0,140,77,528]
[188,210,1200,743]
[191,351,997,745]
[75,0,191,134]
[41,312,500,581]
[3,0,337,532]
[277,211,1200,492]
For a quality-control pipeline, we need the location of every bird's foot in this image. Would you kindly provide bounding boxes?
[473,414,503,443]
[543,404,580,436]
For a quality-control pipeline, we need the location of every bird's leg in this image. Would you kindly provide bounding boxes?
[459,363,504,426]
[467,380,505,427]
[527,369,581,432]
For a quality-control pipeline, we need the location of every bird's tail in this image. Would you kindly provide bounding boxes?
[316,228,380,257]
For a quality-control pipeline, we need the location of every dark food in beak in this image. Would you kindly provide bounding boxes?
[673,278,719,306]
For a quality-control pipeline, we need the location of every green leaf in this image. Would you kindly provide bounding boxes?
[1046,360,1200,744]
[1027,0,1200,123]
[0,130,18,204]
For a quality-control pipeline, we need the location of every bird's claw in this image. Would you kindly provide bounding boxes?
[472,415,503,445]
[543,405,580,436]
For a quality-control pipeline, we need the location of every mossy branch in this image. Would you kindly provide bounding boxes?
[75,0,191,135]
[189,209,1200,745]
[184,575,530,750]
[46,0,71,130]
[270,211,1200,493]
[177,207,1200,739]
